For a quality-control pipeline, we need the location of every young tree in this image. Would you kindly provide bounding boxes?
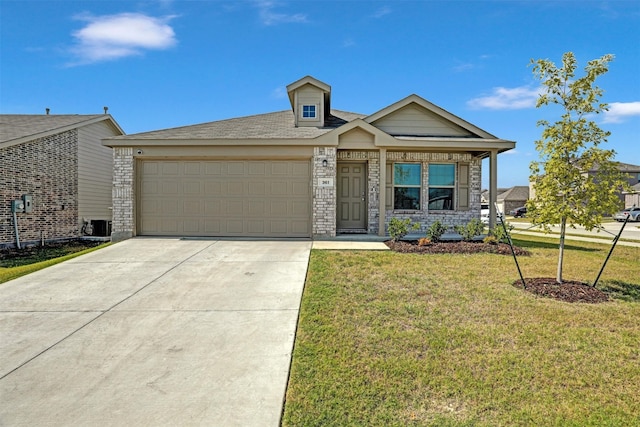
[528,52,629,284]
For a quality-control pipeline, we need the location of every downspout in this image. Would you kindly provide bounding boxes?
[12,210,21,249]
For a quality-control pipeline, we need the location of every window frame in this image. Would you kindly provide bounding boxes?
[392,162,422,211]
[428,163,456,211]
[300,104,317,120]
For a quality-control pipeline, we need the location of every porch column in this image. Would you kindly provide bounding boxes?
[489,149,498,230]
[378,148,387,236]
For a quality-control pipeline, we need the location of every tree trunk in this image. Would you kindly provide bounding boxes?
[557,217,567,284]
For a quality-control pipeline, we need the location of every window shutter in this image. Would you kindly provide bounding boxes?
[385,163,393,210]
[458,163,470,210]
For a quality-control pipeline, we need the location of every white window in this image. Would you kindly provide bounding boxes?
[301,105,317,119]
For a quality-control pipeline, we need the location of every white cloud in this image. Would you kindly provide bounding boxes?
[371,6,391,18]
[69,13,177,65]
[467,86,541,110]
[342,38,356,48]
[271,86,286,99]
[603,102,640,123]
[255,1,308,26]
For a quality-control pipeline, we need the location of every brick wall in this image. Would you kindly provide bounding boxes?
[111,147,135,242]
[332,150,482,236]
[0,130,79,247]
[312,147,336,237]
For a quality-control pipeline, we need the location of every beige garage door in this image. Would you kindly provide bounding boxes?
[139,160,311,237]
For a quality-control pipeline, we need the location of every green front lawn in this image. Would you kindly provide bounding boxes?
[283,236,640,426]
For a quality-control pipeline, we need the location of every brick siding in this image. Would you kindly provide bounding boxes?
[0,130,79,247]
[111,147,135,242]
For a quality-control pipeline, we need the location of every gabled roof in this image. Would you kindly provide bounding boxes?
[106,110,365,142]
[315,118,398,146]
[286,75,331,112]
[497,186,530,201]
[0,114,125,147]
[365,94,498,139]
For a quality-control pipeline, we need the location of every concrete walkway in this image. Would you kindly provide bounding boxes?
[0,238,311,426]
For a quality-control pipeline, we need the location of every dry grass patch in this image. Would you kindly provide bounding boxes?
[282,237,640,426]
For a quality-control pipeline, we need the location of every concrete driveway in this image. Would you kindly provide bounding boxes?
[0,238,311,426]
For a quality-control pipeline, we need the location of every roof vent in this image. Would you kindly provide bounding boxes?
[103,106,109,114]
[46,108,50,115]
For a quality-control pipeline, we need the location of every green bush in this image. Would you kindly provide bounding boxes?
[491,221,514,243]
[454,218,486,241]
[388,217,420,242]
[425,220,448,242]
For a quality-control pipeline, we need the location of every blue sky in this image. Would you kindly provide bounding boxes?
[1,0,639,188]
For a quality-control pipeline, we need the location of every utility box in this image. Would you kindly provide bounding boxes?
[22,195,33,213]
[11,200,24,213]
[91,220,112,237]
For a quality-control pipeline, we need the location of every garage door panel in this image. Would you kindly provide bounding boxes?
[161,162,180,175]
[270,220,288,234]
[292,182,309,196]
[227,182,244,195]
[184,181,201,194]
[162,181,179,194]
[139,160,311,237]
[248,182,266,195]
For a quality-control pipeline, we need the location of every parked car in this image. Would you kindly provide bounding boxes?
[613,207,640,222]
[509,206,527,217]
[481,204,504,225]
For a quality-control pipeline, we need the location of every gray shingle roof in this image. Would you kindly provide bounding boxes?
[0,114,105,144]
[109,109,365,140]
[498,186,530,201]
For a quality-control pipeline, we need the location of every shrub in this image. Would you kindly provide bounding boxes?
[388,217,420,242]
[491,222,514,243]
[454,218,486,241]
[483,235,499,245]
[425,220,448,242]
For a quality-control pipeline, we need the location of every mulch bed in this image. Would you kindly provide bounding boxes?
[513,278,609,304]
[385,240,530,256]
[385,240,609,303]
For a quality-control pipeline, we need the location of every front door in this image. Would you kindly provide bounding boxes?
[337,162,367,231]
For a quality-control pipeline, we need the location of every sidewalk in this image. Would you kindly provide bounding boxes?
[509,228,640,248]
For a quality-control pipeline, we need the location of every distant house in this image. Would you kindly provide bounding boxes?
[0,114,125,248]
[616,163,640,208]
[104,76,515,241]
[497,186,529,215]
[623,183,640,208]
[529,161,640,211]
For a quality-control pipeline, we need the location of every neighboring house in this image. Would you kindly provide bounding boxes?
[496,186,530,215]
[1,113,125,248]
[529,161,640,211]
[481,189,509,205]
[616,162,640,208]
[104,76,514,241]
[623,183,640,208]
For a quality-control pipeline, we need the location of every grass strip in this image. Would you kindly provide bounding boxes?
[0,243,110,284]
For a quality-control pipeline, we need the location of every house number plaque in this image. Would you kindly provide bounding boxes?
[318,178,334,187]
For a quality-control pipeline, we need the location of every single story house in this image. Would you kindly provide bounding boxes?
[623,182,640,208]
[0,113,124,248]
[497,186,530,215]
[104,76,515,241]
